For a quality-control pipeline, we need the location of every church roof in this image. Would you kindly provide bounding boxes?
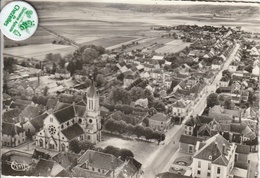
[53,105,76,123]
[61,124,84,141]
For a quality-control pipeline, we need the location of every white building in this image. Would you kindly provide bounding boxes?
[192,134,237,178]
[35,82,102,152]
[172,99,191,118]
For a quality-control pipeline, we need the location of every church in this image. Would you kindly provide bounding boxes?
[35,82,102,152]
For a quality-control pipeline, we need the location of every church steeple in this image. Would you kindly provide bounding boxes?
[87,79,99,112]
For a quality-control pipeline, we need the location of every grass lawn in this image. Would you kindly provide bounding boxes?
[97,132,159,164]
[155,40,192,54]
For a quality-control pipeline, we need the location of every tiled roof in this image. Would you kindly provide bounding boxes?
[193,134,231,165]
[54,102,71,111]
[53,105,76,123]
[32,149,51,160]
[33,159,65,177]
[19,105,40,119]
[30,113,48,131]
[61,124,84,141]
[213,155,229,166]
[46,98,58,109]
[236,144,250,154]
[2,122,24,136]
[52,152,80,169]
[10,100,32,110]
[149,113,168,122]
[2,109,21,123]
[3,93,11,100]
[74,105,86,117]
[172,100,187,108]
[179,135,204,145]
[78,150,124,171]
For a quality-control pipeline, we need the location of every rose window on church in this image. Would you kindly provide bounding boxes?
[48,125,56,135]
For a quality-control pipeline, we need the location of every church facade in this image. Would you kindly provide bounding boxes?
[35,82,102,152]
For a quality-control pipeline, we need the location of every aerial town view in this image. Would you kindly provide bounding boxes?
[1,0,259,178]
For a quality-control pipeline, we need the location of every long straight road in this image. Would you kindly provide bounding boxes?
[142,43,240,178]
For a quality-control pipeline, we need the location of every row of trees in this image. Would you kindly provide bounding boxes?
[107,86,165,112]
[69,140,134,161]
[104,119,165,144]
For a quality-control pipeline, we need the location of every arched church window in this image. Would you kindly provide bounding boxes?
[89,119,93,124]
[79,118,82,123]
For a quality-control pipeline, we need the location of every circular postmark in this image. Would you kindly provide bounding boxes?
[0,1,38,41]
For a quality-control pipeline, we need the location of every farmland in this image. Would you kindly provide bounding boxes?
[155,40,192,54]
[3,1,260,60]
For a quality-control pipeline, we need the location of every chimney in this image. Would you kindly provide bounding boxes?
[222,144,226,155]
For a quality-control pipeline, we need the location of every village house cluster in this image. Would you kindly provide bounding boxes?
[2,24,259,178]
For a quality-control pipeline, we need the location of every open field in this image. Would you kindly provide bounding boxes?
[4,44,75,60]
[155,40,192,54]
[97,133,159,164]
[3,1,260,59]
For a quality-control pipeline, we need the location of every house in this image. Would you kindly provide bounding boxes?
[148,113,171,131]
[3,93,12,108]
[2,122,26,147]
[211,60,221,70]
[72,150,141,178]
[252,65,259,76]
[135,98,148,108]
[55,69,71,79]
[208,105,241,124]
[124,75,135,87]
[172,99,191,118]
[2,108,21,124]
[235,144,250,163]
[152,55,164,61]
[229,62,238,72]
[19,105,40,122]
[179,134,204,154]
[35,82,102,152]
[219,77,230,87]
[150,69,165,81]
[22,113,48,136]
[32,159,69,177]
[10,99,33,110]
[192,134,237,178]
[52,152,80,170]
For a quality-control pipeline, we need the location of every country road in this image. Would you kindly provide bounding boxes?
[142,43,240,178]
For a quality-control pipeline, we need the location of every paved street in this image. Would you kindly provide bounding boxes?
[142,43,240,178]
[248,153,258,178]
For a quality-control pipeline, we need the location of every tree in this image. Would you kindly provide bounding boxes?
[59,58,66,68]
[117,121,127,134]
[144,127,154,140]
[134,125,145,138]
[80,141,94,151]
[67,61,76,75]
[54,53,62,62]
[75,60,83,70]
[32,96,38,104]
[4,57,16,73]
[69,139,81,153]
[96,74,105,87]
[103,146,121,158]
[129,87,145,102]
[108,87,131,105]
[207,93,219,108]
[224,98,232,109]
[152,100,166,112]
[45,53,54,61]
[222,70,231,79]
[120,149,134,161]
[52,63,57,74]
[82,48,99,63]
[43,86,49,96]
[84,78,92,88]
[104,119,117,133]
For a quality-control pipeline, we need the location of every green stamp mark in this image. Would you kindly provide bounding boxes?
[0,1,38,41]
